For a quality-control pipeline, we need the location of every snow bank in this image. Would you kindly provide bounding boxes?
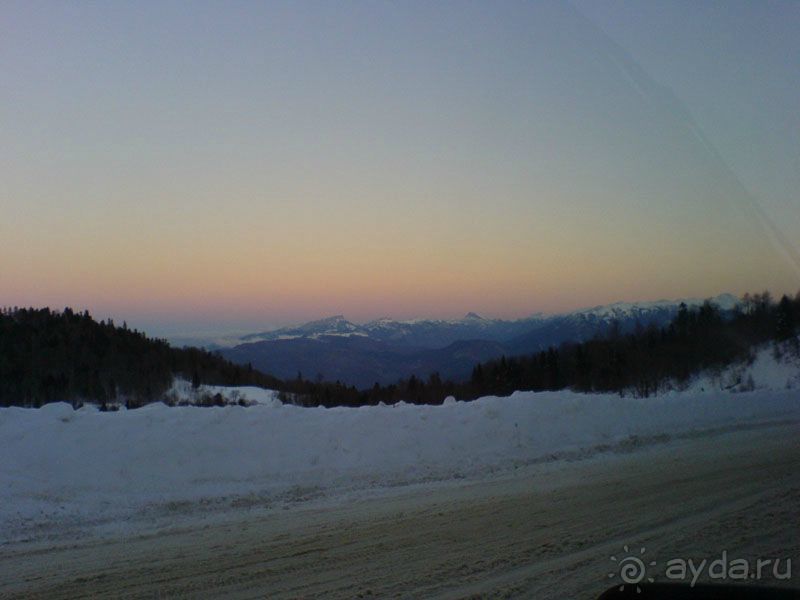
[677,342,800,395]
[2,386,799,541]
[168,379,282,406]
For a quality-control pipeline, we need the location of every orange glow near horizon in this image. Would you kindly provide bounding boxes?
[3,2,799,335]
[3,210,796,335]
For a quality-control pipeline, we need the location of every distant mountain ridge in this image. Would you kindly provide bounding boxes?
[217,294,739,388]
[238,312,543,349]
[232,293,737,347]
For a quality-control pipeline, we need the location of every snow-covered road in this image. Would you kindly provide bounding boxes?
[2,387,799,544]
[1,422,798,598]
[3,371,800,545]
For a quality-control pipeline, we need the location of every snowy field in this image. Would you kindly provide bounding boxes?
[1,346,799,544]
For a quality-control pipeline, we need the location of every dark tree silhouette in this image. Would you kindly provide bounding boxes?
[1,291,797,409]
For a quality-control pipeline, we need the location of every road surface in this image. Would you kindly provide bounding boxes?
[1,422,798,599]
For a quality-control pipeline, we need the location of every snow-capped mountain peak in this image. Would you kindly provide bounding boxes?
[566,293,738,321]
[298,315,354,330]
[198,293,741,353]
[238,315,364,342]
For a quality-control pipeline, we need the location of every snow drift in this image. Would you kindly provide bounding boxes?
[2,381,799,542]
[2,344,798,541]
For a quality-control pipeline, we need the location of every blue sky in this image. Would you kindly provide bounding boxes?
[2,1,798,335]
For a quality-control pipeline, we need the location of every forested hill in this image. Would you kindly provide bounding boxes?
[283,291,799,407]
[0,307,281,408]
[2,291,798,409]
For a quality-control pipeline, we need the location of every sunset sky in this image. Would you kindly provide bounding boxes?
[2,1,799,335]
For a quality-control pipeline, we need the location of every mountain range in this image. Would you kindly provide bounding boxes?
[204,294,738,388]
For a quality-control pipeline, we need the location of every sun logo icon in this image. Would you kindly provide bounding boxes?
[608,545,656,593]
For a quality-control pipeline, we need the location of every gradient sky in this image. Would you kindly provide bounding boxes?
[2,1,799,336]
